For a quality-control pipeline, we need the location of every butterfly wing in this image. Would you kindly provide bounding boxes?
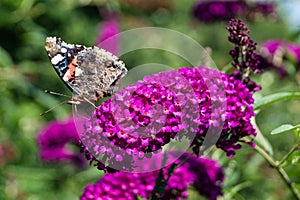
[45,37,127,102]
[76,46,127,101]
[45,37,85,95]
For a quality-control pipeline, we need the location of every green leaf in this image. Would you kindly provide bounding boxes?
[271,124,300,135]
[292,183,300,192]
[0,47,13,67]
[254,92,300,111]
[223,181,252,200]
[221,63,234,73]
[136,195,146,200]
[151,162,178,200]
[286,151,300,166]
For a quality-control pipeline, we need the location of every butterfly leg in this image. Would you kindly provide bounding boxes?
[67,97,96,108]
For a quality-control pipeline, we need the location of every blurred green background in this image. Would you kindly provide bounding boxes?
[0,0,299,199]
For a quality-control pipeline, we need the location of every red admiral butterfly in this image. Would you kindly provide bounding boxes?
[45,37,127,103]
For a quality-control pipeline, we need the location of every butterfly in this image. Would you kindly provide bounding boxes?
[45,37,127,104]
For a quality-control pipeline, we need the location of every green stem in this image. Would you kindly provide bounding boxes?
[254,144,300,199]
[254,144,276,167]
[277,143,300,167]
[278,168,300,199]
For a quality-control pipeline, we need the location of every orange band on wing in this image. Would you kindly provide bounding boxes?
[67,57,77,82]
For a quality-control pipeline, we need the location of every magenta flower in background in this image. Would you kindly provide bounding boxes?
[37,117,84,166]
[262,39,300,63]
[96,17,120,55]
[261,39,283,55]
[260,39,287,76]
[261,39,300,76]
[286,43,300,63]
[80,152,225,200]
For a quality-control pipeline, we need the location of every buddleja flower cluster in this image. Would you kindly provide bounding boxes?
[226,18,270,75]
[80,66,257,172]
[80,153,224,200]
[186,67,258,157]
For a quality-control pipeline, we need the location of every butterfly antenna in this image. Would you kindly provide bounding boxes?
[82,97,96,108]
[44,90,72,98]
[40,100,69,116]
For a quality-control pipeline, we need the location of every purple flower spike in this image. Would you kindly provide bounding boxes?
[80,66,258,172]
[80,152,225,200]
[227,18,273,75]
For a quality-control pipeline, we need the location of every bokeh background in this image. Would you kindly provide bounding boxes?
[0,0,299,199]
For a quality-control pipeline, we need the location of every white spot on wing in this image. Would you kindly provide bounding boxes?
[61,47,67,53]
[51,54,64,65]
[65,44,75,48]
[75,67,83,76]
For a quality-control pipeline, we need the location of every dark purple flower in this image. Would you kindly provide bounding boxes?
[37,117,84,166]
[192,1,277,23]
[192,1,247,23]
[227,18,273,75]
[80,152,224,200]
[180,153,225,200]
[253,2,276,18]
[80,66,257,171]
